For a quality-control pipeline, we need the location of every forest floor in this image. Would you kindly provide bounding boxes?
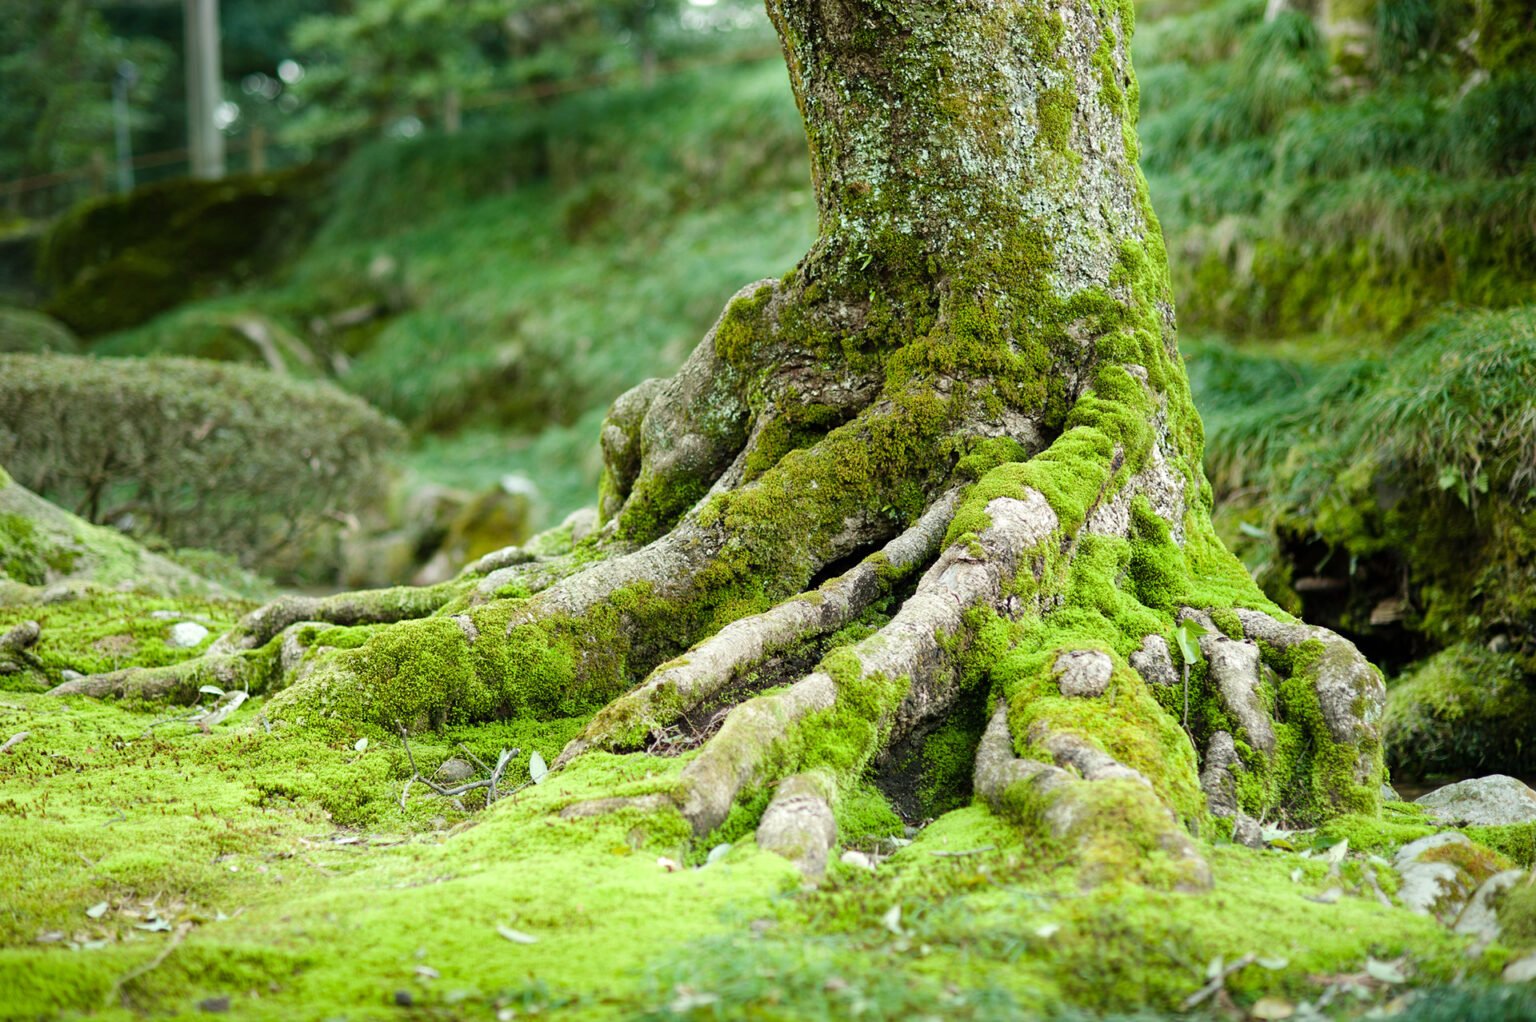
[0,596,1528,1021]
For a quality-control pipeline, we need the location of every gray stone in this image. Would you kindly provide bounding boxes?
[1394,832,1476,919]
[1200,731,1241,818]
[168,621,210,648]
[1200,633,1276,755]
[1506,953,1536,983]
[1231,813,1265,850]
[1129,634,1177,688]
[1054,649,1113,698]
[1454,868,1525,941]
[434,758,477,783]
[1415,775,1536,826]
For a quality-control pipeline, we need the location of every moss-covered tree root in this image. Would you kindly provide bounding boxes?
[47,0,1393,889]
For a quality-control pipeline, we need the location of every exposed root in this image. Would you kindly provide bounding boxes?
[755,771,839,878]
[208,583,461,654]
[555,488,963,766]
[676,672,837,834]
[974,703,1213,890]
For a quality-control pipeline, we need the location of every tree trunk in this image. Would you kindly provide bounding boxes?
[55,0,1386,886]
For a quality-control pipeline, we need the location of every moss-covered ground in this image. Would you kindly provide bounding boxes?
[0,598,1529,1022]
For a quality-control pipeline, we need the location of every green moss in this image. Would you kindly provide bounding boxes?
[0,592,249,691]
[1315,810,1434,854]
[1385,645,1536,779]
[627,815,1486,1018]
[1497,881,1536,947]
[1465,823,1536,869]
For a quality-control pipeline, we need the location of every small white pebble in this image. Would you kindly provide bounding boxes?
[840,850,875,871]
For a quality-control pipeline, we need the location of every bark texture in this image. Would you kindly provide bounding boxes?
[52,0,1387,887]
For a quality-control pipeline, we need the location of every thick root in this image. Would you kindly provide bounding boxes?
[974,703,1212,890]
[555,487,963,766]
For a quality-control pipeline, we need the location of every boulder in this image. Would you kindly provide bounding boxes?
[1394,832,1506,923]
[1415,775,1536,826]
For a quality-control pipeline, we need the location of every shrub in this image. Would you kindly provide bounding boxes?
[0,354,402,579]
[0,307,78,353]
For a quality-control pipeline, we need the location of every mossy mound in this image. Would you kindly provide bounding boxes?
[1191,306,1536,657]
[1384,646,1536,780]
[0,671,1507,1021]
[0,466,235,604]
[38,167,327,338]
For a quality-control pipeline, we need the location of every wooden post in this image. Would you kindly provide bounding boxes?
[249,124,268,174]
[185,0,225,179]
[89,150,108,195]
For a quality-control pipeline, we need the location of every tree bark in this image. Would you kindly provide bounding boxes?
[55,0,1387,887]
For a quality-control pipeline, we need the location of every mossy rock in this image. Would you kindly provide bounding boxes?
[1384,645,1536,779]
[38,167,328,337]
[0,465,233,602]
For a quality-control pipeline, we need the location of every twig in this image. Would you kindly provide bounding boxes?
[107,920,192,1007]
[490,748,515,802]
[1181,953,1256,1011]
[931,846,996,857]
[299,853,338,876]
[396,716,522,805]
[0,731,29,754]
[457,743,491,774]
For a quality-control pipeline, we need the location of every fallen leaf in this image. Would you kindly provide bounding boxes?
[705,843,731,865]
[496,924,537,945]
[354,737,368,753]
[882,903,904,936]
[1250,995,1294,1019]
[86,901,109,919]
[1257,957,1290,970]
[1305,887,1342,904]
[529,750,548,784]
[1034,923,1061,939]
[198,685,225,697]
[1365,958,1407,984]
[414,965,439,980]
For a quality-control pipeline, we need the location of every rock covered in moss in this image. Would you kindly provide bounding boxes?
[1394,831,1511,923]
[0,465,231,601]
[1385,645,1536,779]
[1416,775,1536,826]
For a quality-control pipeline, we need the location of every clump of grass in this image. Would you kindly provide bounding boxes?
[1139,0,1536,337]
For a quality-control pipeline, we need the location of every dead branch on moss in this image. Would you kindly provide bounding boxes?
[395,723,524,811]
[107,919,193,1008]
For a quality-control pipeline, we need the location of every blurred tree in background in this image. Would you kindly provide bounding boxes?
[0,1,171,185]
